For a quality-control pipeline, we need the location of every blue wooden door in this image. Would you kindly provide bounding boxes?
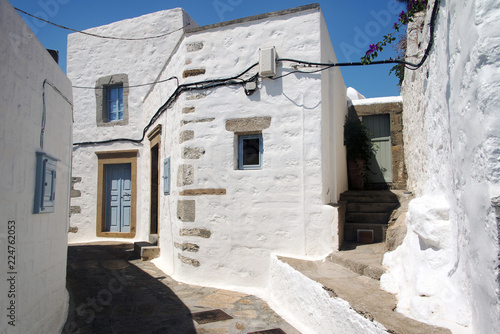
[362,114,393,183]
[105,164,131,233]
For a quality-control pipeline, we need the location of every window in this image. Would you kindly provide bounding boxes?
[34,152,58,213]
[95,73,129,126]
[238,134,263,170]
[106,85,123,121]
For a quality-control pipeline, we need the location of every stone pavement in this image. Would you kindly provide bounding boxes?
[62,242,300,334]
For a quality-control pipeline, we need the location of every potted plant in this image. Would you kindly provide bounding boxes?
[344,114,376,190]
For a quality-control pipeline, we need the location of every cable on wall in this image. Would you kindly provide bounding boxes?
[72,0,440,147]
[41,79,73,149]
[73,63,259,146]
[14,7,190,41]
[72,76,180,90]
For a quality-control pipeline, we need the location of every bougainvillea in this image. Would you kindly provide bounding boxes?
[361,0,428,64]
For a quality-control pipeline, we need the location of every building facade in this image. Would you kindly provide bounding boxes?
[68,4,348,290]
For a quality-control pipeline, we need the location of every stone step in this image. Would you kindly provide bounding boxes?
[346,202,399,213]
[279,256,451,334]
[340,190,399,203]
[328,242,386,280]
[346,212,390,224]
[344,223,387,243]
[133,241,160,261]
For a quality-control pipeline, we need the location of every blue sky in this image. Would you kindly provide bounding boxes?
[9,0,407,98]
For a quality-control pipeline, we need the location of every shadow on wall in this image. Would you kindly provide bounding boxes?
[62,244,196,334]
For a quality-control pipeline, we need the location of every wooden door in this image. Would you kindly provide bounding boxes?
[362,114,392,183]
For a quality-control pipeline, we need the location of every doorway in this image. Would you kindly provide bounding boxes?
[148,125,162,242]
[150,144,159,235]
[105,163,131,233]
[95,150,137,238]
[362,114,393,183]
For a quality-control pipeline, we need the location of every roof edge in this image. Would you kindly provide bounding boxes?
[186,3,320,34]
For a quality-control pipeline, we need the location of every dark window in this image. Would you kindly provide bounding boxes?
[238,134,263,170]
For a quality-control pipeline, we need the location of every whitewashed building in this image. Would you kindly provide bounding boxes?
[0,0,73,333]
[68,3,348,291]
[381,0,500,333]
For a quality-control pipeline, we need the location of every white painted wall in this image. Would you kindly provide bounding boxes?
[68,8,196,243]
[143,7,347,290]
[266,256,387,334]
[69,4,348,313]
[0,0,73,333]
[381,0,500,333]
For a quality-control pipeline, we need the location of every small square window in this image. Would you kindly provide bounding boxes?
[34,152,58,213]
[238,134,263,170]
[106,85,123,121]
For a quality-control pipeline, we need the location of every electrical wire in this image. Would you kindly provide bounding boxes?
[14,7,190,41]
[73,0,440,146]
[72,76,179,89]
[73,63,259,146]
[42,80,73,149]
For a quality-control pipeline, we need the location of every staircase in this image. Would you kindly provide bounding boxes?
[340,190,400,243]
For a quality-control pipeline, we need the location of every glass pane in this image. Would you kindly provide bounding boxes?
[242,138,260,166]
[109,101,117,112]
[109,87,118,100]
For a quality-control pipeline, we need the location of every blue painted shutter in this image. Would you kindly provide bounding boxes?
[163,157,170,195]
[34,152,57,214]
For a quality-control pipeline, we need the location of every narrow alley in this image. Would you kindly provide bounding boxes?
[62,242,299,334]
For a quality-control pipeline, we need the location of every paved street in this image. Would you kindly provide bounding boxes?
[62,242,299,334]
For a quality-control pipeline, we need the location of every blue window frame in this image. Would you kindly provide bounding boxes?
[107,85,123,121]
[238,134,263,170]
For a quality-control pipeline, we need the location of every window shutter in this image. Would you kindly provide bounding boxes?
[34,152,58,213]
[163,157,170,195]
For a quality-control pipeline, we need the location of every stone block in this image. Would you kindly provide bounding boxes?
[182,147,205,159]
[177,165,194,186]
[178,254,200,267]
[177,200,195,222]
[182,107,195,114]
[180,228,211,238]
[186,93,206,100]
[179,189,226,196]
[181,118,215,126]
[174,242,200,252]
[180,130,194,143]
[225,116,272,133]
[186,42,204,52]
[183,69,206,78]
[70,206,81,215]
[70,189,81,198]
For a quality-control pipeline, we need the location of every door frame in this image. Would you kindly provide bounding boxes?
[147,125,161,237]
[96,150,138,238]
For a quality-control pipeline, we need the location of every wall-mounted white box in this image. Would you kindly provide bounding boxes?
[259,47,277,77]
